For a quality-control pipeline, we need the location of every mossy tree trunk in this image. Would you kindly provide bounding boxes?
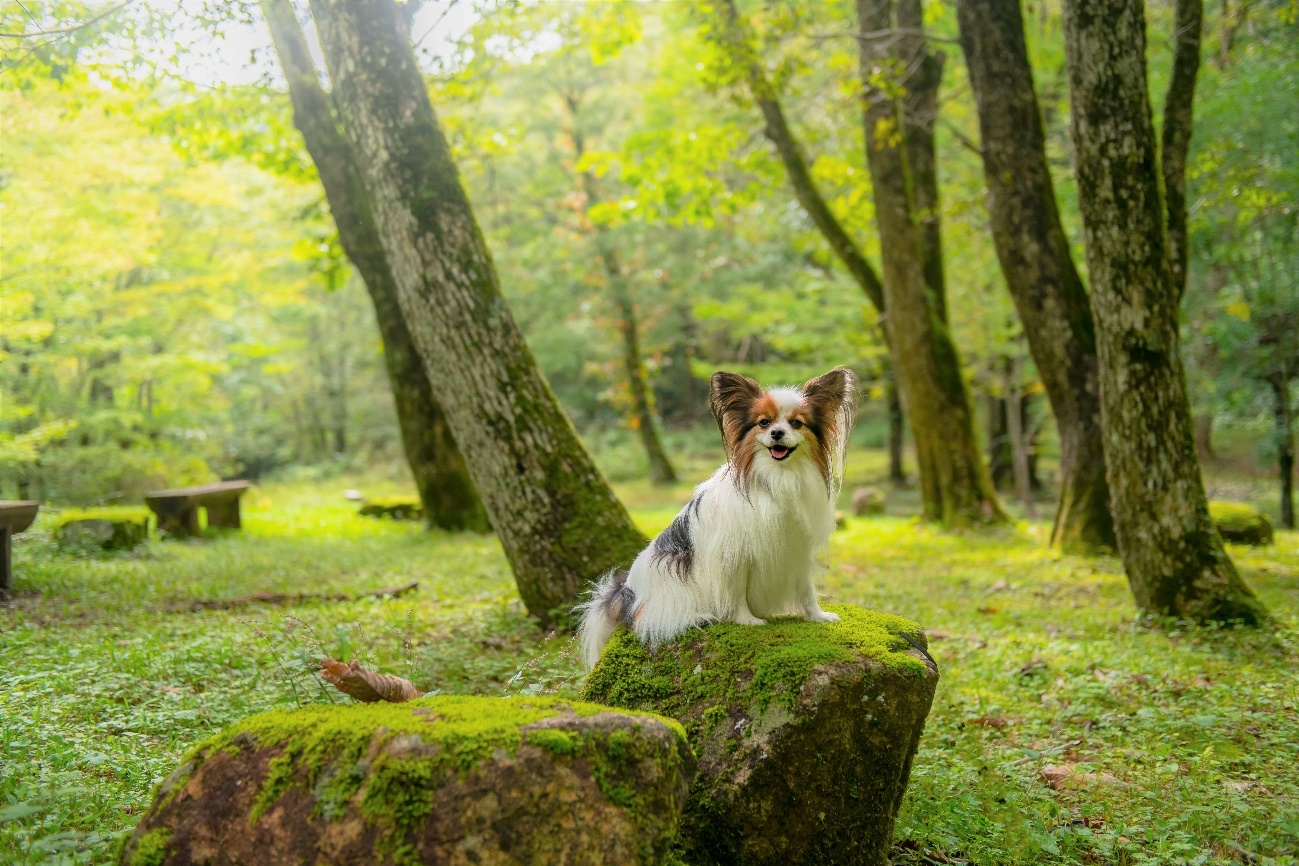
[261,1,488,533]
[1061,0,1266,623]
[1162,0,1203,301]
[310,0,647,623]
[856,0,1005,526]
[887,370,907,487]
[956,0,1116,552]
[1270,374,1295,529]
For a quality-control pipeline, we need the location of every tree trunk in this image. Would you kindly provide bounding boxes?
[887,370,907,487]
[611,286,677,485]
[857,0,1005,526]
[987,392,1013,491]
[1194,413,1215,461]
[1007,356,1037,519]
[1061,0,1265,623]
[956,0,1116,552]
[261,0,489,533]
[310,0,647,623]
[1162,0,1203,301]
[1271,375,1295,529]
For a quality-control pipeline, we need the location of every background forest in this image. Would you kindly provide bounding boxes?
[1,0,1298,864]
[2,0,1291,514]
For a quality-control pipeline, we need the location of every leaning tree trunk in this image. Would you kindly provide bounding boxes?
[857,0,1005,526]
[1271,374,1295,529]
[956,0,1116,552]
[1162,0,1203,301]
[310,0,647,623]
[261,0,488,532]
[1061,0,1265,622]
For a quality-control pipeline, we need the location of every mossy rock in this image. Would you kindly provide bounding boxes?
[119,695,694,866]
[358,496,424,521]
[55,507,151,551]
[1210,501,1274,545]
[582,604,939,866]
[852,486,887,516]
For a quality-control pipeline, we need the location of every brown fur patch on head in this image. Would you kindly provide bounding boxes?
[799,367,859,488]
[710,371,766,486]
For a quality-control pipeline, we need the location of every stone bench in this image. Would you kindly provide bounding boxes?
[583,603,940,866]
[144,480,251,537]
[0,500,40,597]
[120,696,693,866]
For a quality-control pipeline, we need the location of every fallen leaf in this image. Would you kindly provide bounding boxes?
[968,715,1010,728]
[320,658,422,703]
[977,606,999,614]
[1018,657,1048,677]
[925,629,952,640]
[988,580,1012,593]
[1040,764,1074,790]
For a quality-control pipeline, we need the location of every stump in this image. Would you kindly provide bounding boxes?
[359,497,423,521]
[120,696,694,866]
[582,604,939,866]
[1209,501,1274,545]
[55,507,150,551]
[852,486,886,516]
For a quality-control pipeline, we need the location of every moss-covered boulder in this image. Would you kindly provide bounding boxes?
[120,695,694,866]
[1210,501,1274,545]
[358,496,423,521]
[582,604,938,866]
[852,486,887,516]
[55,507,151,551]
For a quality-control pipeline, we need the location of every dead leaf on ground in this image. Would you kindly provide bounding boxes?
[988,580,1012,593]
[1018,657,1048,677]
[320,658,422,703]
[1040,763,1122,791]
[977,606,999,614]
[925,629,952,640]
[968,715,1010,728]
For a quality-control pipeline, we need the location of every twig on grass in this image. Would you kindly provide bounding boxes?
[173,581,418,612]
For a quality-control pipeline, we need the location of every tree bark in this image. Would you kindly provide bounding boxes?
[887,370,907,487]
[261,0,489,532]
[1194,413,1215,461]
[987,392,1013,491]
[1162,0,1203,301]
[956,0,1116,552]
[1007,356,1037,519]
[857,0,1006,526]
[1061,0,1265,623]
[310,0,647,623]
[1271,375,1295,529]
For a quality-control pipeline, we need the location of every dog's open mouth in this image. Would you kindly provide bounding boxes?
[768,444,796,461]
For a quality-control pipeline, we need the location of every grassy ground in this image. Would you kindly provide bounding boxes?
[2,458,1296,865]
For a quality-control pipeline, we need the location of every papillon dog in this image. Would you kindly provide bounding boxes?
[577,366,857,669]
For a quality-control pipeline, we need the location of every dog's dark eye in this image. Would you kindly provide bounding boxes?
[758,419,771,428]
[789,419,804,429]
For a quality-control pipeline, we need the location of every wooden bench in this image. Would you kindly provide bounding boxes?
[0,500,40,596]
[144,481,252,537]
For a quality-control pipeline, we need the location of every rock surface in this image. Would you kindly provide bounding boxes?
[55,507,150,550]
[852,486,887,516]
[1209,500,1274,545]
[120,696,694,866]
[582,604,939,866]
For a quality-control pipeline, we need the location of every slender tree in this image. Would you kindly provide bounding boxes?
[956,0,1116,552]
[309,0,647,623]
[1060,0,1265,622]
[1163,0,1204,300]
[856,0,1005,525]
[261,0,488,532]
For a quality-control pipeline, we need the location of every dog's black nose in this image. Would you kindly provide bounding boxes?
[770,428,785,441]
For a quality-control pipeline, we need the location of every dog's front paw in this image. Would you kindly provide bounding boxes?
[806,610,840,623]
[734,613,767,626]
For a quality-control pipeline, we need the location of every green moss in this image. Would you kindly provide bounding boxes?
[54,506,152,529]
[581,603,926,740]
[190,695,687,857]
[1209,500,1273,544]
[128,828,171,866]
[526,727,583,756]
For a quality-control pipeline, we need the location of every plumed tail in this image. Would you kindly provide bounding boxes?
[574,569,634,670]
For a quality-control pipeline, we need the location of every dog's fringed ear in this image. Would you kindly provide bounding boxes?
[709,371,763,454]
[801,367,857,419]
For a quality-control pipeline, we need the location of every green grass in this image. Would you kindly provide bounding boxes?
[2,466,1296,865]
